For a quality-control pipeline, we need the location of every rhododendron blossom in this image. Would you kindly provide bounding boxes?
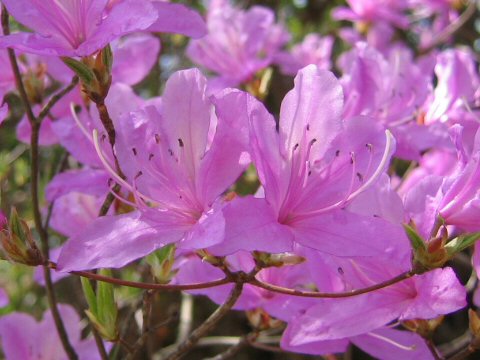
[0,1,479,359]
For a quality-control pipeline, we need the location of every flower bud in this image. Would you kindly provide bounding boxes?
[62,45,113,104]
[403,317,444,338]
[146,244,177,284]
[0,209,44,266]
[254,251,305,268]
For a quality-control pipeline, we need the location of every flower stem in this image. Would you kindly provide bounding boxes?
[2,7,79,360]
[249,270,416,298]
[164,282,244,360]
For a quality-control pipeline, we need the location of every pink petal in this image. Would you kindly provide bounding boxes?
[148,1,207,38]
[351,327,434,360]
[46,169,110,201]
[57,211,185,271]
[162,68,212,180]
[291,209,409,257]
[195,89,252,206]
[112,33,161,86]
[207,196,294,255]
[279,65,343,158]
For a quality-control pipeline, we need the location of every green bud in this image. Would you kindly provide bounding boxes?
[146,244,177,284]
[61,57,95,85]
[81,270,118,341]
[445,232,480,255]
[0,208,43,266]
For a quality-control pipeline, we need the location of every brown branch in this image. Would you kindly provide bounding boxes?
[38,76,79,122]
[420,0,477,53]
[48,261,231,291]
[125,290,155,360]
[2,6,78,360]
[249,270,416,298]
[164,281,244,360]
[206,333,259,360]
[425,338,444,360]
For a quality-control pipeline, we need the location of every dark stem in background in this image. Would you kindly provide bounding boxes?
[1,6,79,360]
[164,282,244,360]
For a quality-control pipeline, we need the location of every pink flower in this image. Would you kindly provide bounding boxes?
[187,0,289,87]
[57,69,253,271]
[282,265,465,343]
[209,65,400,257]
[275,34,334,76]
[0,0,158,56]
[0,305,105,359]
[333,0,410,29]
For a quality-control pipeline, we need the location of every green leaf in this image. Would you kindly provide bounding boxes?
[146,244,176,283]
[97,269,117,327]
[61,57,95,85]
[81,277,98,317]
[101,45,113,73]
[403,223,426,251]
[446,232,480,255]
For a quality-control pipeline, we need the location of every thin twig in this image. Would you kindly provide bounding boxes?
[48,261,231,291]
[447,345,477,360]
[425,338,444,360]
[420,0,477,53]
[125,290,156,360]
[204,333,258,360]
[249,270,416,298]
[177,293,194,344]
[164,282,244,360]
[38,76,79,122]
[2,6,78,360]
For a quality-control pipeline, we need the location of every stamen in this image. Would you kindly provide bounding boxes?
[366,332,417,351]
[70,103,94,144]
[291,130,394,219]
[346,130,394,201]
[93,129,135,193]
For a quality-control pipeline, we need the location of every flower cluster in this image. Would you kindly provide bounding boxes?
[0,1,479,359]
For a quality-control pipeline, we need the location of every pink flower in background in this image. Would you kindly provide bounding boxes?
[333,0,410,29]
[187,0,289,88]
[0,305,104,359]
[275,34,334,76]
[0,0,158,56]
[338,42,451,160]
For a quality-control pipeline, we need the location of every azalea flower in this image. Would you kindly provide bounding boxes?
[57,68,253,271]
[0,305,104,359]
[275,33,334,76]
[187,0,289,89]
[208,65,401,257]
[0,0,206,58]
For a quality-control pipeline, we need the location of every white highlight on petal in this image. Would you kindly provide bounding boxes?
[366,331,417,351]
[293,130,395,218]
